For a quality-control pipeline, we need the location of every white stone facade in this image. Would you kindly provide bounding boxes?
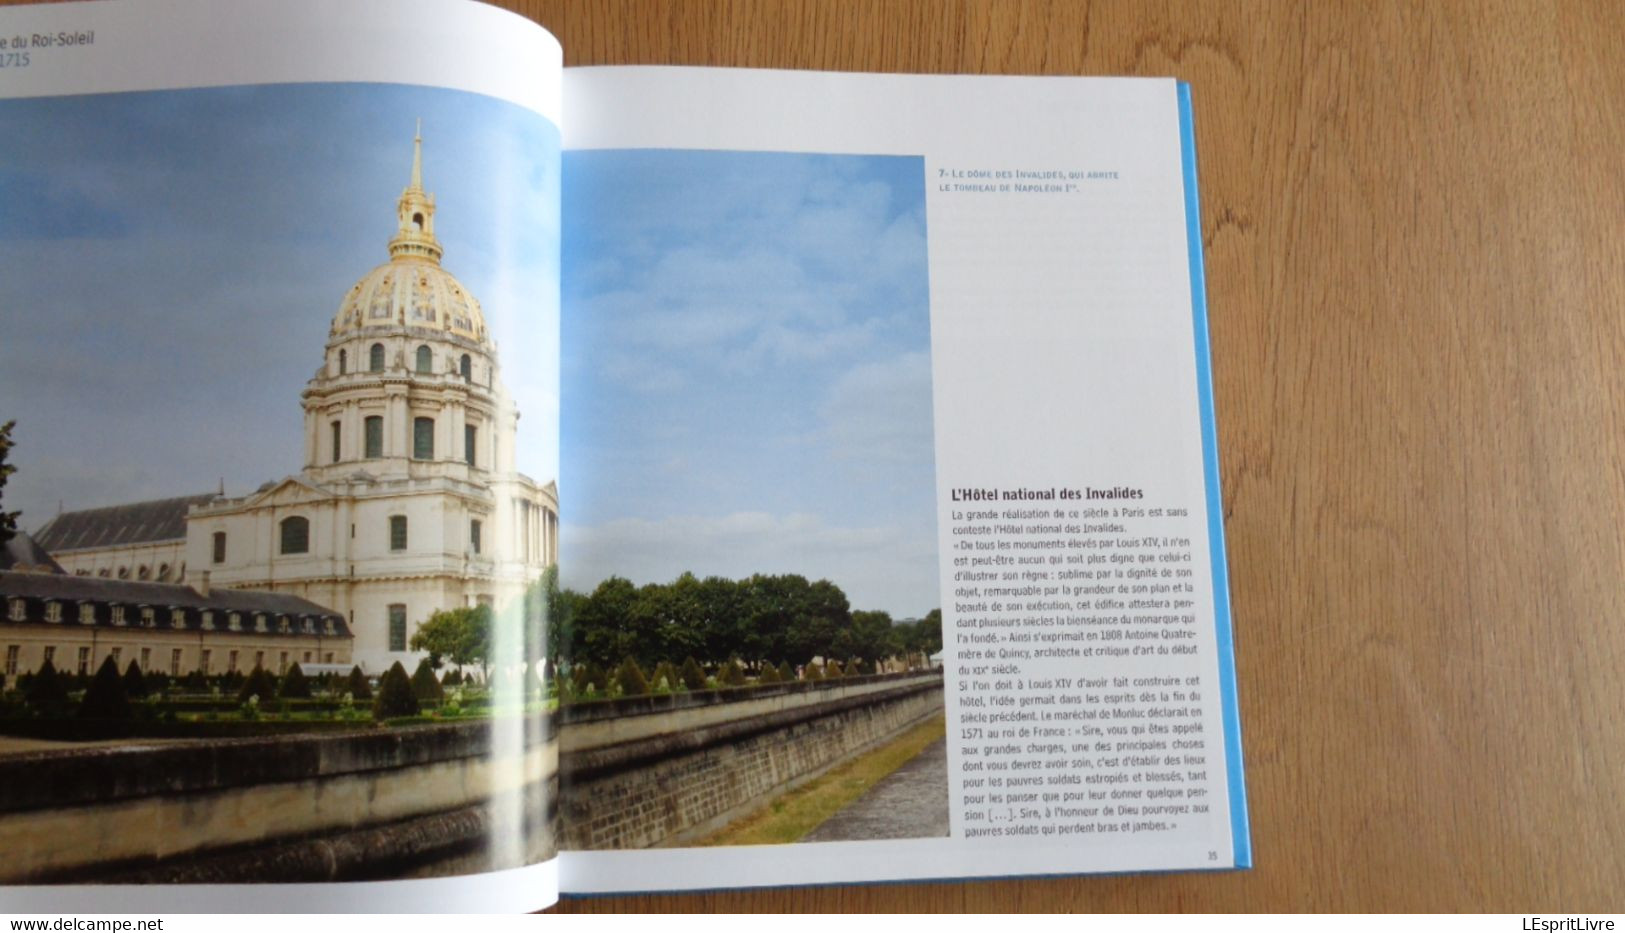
[38,128,557,674]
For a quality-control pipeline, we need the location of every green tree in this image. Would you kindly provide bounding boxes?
[410,605,493,677]
[847,610,899,669]
[742,574,852,666]
[0,420,19,547]
[578,576,638,669]
[696,575,749,666]
[373,661,420,719]
[78,656,132,720]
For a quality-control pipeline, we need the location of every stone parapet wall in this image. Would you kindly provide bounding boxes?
[560,671,944,850]
[0,716,556,883]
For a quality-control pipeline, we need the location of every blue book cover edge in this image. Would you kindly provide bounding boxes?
[1177,79,1253,869]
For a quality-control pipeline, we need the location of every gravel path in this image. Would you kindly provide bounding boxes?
[803,735,950,841]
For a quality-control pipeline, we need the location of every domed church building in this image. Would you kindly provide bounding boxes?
[37,128,558,673]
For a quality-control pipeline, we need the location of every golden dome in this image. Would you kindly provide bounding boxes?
[328,124,489,346]
[332,258,488,344]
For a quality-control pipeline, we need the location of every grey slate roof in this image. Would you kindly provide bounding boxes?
[0,571,352,639]
[0,531,65,573]
[32,493,219,552]
[0,571,341,619]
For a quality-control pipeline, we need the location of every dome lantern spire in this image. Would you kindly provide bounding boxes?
[410,118,423,190]
[389,120,442,264]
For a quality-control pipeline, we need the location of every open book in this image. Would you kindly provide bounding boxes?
[0,0,1249,912]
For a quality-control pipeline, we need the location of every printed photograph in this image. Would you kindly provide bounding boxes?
[0,83,560,881]
[556,149,947,848]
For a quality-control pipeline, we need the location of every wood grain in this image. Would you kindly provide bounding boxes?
[6,0,1623,912]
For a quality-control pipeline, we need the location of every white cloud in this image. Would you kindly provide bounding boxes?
[821,350,936,467]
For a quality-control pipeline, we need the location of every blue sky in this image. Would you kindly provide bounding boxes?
[561,150,939,619]
[0,83,560,522]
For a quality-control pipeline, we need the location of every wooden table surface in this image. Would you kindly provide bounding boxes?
[514,0,1625,913]
[5,0,1620,913]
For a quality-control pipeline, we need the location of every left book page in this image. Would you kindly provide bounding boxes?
[0,0,562,913]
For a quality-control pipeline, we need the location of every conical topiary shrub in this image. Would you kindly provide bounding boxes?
[615,657,649,697]
[279,662,312,699]
[756,663,779,685]
[122,659,149,700]
[346,665,372,700]
[236,666,278,704]
[78,656,131,720]
[650,660,677,693]
[718,657,747,687]
[777,660,795,683]
[24,658,70,715]
[410,658,444,702]
[679,656,707,691]
[373,661,420,720]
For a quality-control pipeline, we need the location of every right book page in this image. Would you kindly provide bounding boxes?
[554,67,1249,894]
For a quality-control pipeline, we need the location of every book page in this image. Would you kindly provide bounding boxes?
[0,0,562,913]
[556,67,1248,893]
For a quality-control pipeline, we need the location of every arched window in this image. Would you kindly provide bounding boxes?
[137,565,150,580]
[338,348,347,375]
[279,516,310,555]
[464,424,476,466]
[412,212,424,231]
[157,563,170,581]
[369,343,385,372]
[364,415,384,458]
[116,566,129,580]
[413,417,434,460]
[459,354,471,381]
[416,345,432,374]
[388,604,408,651]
